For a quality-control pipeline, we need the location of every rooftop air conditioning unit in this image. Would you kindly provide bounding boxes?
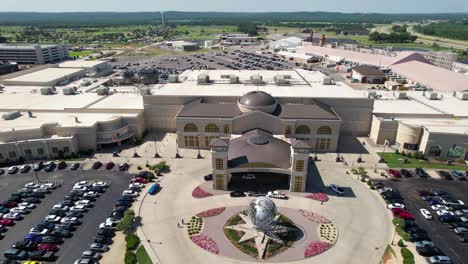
[397,92,407,99]
[274,75,290,85]
[62,87,76,95]
[229,75,239,84]
[250,75,263,84]
[367,91,377,98]
[168,74,179,83]
[40,87,53,95]
[96,86,110,96]
[323,77,332,85]
[425,92,439,100]
[2,111,21,120]
[455,91,468,100]
[197,74,210,84]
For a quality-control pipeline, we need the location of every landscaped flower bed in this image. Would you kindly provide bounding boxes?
[304,241,332,257]
[306,192,329,202]
[190,234,219,254]
[192,186,213,198]
[196,207,225,218]
[187,216,203,236]
[299,209,331,223]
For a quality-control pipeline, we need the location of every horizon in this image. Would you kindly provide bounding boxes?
[1,11,468,14]
[1,0,468,13]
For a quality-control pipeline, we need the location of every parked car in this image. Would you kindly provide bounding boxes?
[12,240,37,251]
[122,190,138,197]
[230,191,246,197]
[19,165,31,173]
[458,233,468,242]
[70,163,80,170]
[118,163,129,171]
[131,177,147,184]
[437,171,452,180]
[136,171,155,180]
[89,243,108,253]
[428,255,451,264]
[451,171,466,181]
[105,162,115,170]
[43,162,56,172]
[400,169,413,177]
[29,250,55,261]
[266,191,287,199]
[409,232,430,242]
[388,203,405,210]
[147,183,160,195]
[329,184,345,195]
[388,169,401,178]
[415,168,429,178]
[57,161,67,170]
[0,218,14,226]
[37,243,59,252]
[420,209,432,220]
[92,162,103,170]
[204,175,213,181]
[81,250,101,261]
[416,245,441,257]
[7,166,18,174]
[3,249,28,260]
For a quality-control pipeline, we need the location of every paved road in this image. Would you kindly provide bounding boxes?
[384,177,468,264]
[0,169,133,263]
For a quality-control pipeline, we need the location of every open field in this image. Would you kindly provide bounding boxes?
[170,25,238,40]
[69,50,94,57]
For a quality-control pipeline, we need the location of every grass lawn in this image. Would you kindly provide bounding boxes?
[69,51,94,57]
[378,153,468,171]
[136,246,153,264]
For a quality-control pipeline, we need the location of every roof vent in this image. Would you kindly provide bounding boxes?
[323,77,333,85]
[250,74,264,84]
[455,91,468,100]
[425,92,439,100]
[197,74,210,84]
[274,75,290,85]
[229,75,239,84]
[168,74,179,83]
[2,111,21,120]
[397,92,407,99]
[96,85,110,96]
[62,87,76,95]
[40,87,53,95]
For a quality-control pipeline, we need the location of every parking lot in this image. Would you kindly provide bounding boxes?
[0,167,133,263]
[383,177,468,264]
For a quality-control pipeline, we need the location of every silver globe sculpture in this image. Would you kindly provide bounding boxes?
[246,197,289,244]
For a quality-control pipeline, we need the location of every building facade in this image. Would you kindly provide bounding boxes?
[0,44,70,65]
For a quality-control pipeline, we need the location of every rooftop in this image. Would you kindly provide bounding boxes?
[0,43,61,50]
[2,68,84,84]
[58,60,108,69]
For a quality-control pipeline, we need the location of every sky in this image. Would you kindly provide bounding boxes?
[1,0,468,13]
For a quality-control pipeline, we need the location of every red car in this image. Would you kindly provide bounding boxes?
[37,243,59,252]
[392,208,404,216]
[388,169,401,178]
[418,190,434,196]
[131,177,147,184]
[106,162,115,170]
[396,211,414,220]
[0,218,14,226]
[0,201,18,209]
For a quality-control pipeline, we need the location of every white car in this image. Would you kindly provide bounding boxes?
[25,182,40,189]
[415,241,434,247]
[84,191,99,198]
[75,200,92,207]
[19,202,36,209]
[10,206,29,214]
[73,185,88,192]
[455,209,468,216]
[242,174,256,180]
[61,217,79,224]
[53,204,70,212]
[122,190,139,197]
[387,203,405,210]
[329,184,345,195]
[75,180,90,187]
[436,210,454,216]
[129,183,144,189]
[431,204,449,211]
[4,212,21,220]
[454,227,468,234]
[7,166,18,174]
[92,181,109,188]
[266,191,287,199]
[33,187,49,194]
[99,222,117,229]
[70,205,87,212]
[29,227,49,236]
[45,215,61,222]
[40,183,56,190]
[377,187,393,194]
[420,208,432,219]
[460,216,468,223]
[105,217,121,224]
[428,256,451,264]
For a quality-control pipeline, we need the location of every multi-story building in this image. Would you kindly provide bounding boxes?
[423,51,458,70]
[0,44,69,65]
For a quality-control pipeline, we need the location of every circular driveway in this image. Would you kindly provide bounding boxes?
[138,159,392,264]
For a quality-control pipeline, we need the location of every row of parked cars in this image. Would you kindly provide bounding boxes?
[375,181,452,264]
[91,161,129,171]
[436,170,468,181]
[418,189,468,242]
[0,161,80,175]
[228,51,290,71]
[0,181,59,238]
[74,172,156,264]
[388,168,430,178]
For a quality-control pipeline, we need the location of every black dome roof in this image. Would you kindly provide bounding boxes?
[238,91,276,107]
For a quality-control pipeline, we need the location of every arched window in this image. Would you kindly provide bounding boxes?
[295,125,310,135]
[317,126,332,135]
[205,124,219,133]
[427,145,442,157]
[447,145,464,158]
[184,123,198,132]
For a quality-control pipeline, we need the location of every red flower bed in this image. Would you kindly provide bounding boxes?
[304,241,332,257]
[306,192,329,202]
[196,207,225,218]
[190,234,219,254]
[299,209,331,223]
[192,186,213,198]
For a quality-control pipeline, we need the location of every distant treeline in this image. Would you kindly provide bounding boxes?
[414,21,468,41]
[0,12,467,27]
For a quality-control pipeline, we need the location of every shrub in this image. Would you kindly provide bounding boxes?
[137,166,142,170]
[396,227,411,241]
[145,163,150,168]
[407,152,412,158]
[392,218,405,228]
[401,151,406,156]
[124,250,137,264]
[126,234,140,250]
[117,209,136,232]
[367,180,373,186]
[395,149,399,154]
[401,248,414,264]
[397,239,405,247]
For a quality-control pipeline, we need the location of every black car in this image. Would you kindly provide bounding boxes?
[118,163,129,171]
[42,236,63,244]
[111,210,125,218]
[57,161,67,170]
[118,196,134,202]
[92,162,103,170]
[44,162,56,172]
[49,209,67,217]
[94,236,112,244]
[70,163,80,170]
[115,200,132,207]
[458,233,468,242]
[136,171,154,180]
[439,214,459,223]
[410,232,430,242]
[64,195,80,202]
[437,170,452,180]
[448,222,467,229]
[56,223,77,231]
[415,168,429,178]
[400,169,413,177]
[59,200,75,207]
[66,211,84,218]
[97,228,115,238]
[51,228,72,238]
[33,162,43,171]
[204,175,213,181]
[29,192,45,198]
[3,249,28,260]
[230,191,246,197]
[382,192,402,200]
[405,227,427,235]
[12,241,37,251]
[416,245,441,257]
